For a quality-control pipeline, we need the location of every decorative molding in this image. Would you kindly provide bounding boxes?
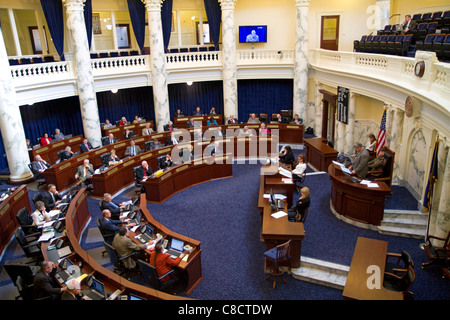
[219,0,238,10]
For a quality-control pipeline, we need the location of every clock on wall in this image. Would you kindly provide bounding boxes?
[414,61,425,78]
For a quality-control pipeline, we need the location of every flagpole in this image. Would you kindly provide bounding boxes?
[420,135,439,249]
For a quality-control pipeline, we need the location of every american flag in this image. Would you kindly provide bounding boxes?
[375,109,386,156]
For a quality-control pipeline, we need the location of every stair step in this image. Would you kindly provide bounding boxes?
[377,225,426,239]
[291,256,349,290]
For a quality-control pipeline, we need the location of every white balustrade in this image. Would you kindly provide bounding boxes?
[237,50,294,64]
[165,51,222,68]
[11,61,72,84]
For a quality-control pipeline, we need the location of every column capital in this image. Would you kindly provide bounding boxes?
[142,0,164,11]
[219,0,238,10]
[294,0,310,7]
[63,0,85,11]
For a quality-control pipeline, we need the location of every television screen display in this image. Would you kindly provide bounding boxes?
[239,25,267,43]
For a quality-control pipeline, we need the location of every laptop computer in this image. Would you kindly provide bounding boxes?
[135,224,154,244]
[166,238,184,259]
[82,278,106,300]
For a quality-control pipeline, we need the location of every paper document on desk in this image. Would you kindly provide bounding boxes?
[56,202,69,208]
[274,194,287,200]
[281,178,293,184]
[48,210,61,218]
[38,231,55,242]
[359,180,371,185]
[120,211,130,219]
[367,183,379,188]
[278,167,292,178]
[263,194,270,199]
[271,211,287,219]
[130,225,139,233]
[332,160,344,167]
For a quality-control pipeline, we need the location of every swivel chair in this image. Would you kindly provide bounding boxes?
[264,240,292,288]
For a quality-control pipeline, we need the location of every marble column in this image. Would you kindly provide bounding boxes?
[314,81,322,137]
[345,92,356,155]
[385,104,393,147]
[219,0,238,121]
[65,0,102,147]
[293,0,310,121]
[336,120,345,153]
[390,107,404,182]
[0,25,33,182]
[144,0,171,133]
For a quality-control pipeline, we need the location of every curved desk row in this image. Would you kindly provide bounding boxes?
[46,188,201,299]
[0,185,31,254]
[29,135,84,164]
[101,120,154,141]
[174,115,223,128]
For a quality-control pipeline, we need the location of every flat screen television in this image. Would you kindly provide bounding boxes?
[239,25,267,43]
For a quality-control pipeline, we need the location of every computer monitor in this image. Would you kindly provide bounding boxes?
[60,258,73,270]
[140,224,154,237]
[269,188,277,211]
[129,293,145,300]
[170,238,184,252]
[91,278,105,297]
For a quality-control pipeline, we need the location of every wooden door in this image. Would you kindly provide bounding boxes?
[320,15,340,50]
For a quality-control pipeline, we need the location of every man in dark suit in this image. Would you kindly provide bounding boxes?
[166,132,179,145]
[60,146,74,161]
[42,184,62,211]
[402,14,417,33]
[349,142,370,179]
[135,160,152,182]
[193,106,202,116]
[100,193,125,220]
[228,114,238,124]
[33,261,67,300]
[31,155,50,175]
[79,138,93,153]
[99,209,122,234]
[159,154,173,170]
[174,109,184,117]
[107,133,118,145]
[210,141,223,156]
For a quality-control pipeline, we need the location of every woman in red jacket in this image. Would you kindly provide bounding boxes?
[40,133,52,146]
[149,242,185,282]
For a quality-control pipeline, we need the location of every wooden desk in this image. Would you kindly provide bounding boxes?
[174,115,223,128]
[62,188,196,300]
[0,185,31,253]
[143,154,233,203]
[328,163,390,226]
[304,137,338,171]
[259,167,304,268]
[28,135,84,164]
[343,237,403,300]
[101,120,154,141]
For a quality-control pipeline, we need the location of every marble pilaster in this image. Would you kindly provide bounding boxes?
[344,92,356,155]
[144,0,171,133]
[375,0,390,31]
[219,0,238,120]
[293,0,310,121]
[390,108,404,183]
[336,119,345,153]
[314,81,322,137]
[65,0,102,147]
[385,104,393,147]
[0,25,33,182]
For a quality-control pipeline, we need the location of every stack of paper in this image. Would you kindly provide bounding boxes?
[271,211,287,219]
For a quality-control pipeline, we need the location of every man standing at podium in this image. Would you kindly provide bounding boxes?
[349,142,369,179]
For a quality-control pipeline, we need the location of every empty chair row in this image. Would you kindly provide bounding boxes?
[90,50,140,59]
[354,34,414,56]
[168,46,217,54]
[415,33,450,61]
[9,55,55,65]
[412,11,450,27]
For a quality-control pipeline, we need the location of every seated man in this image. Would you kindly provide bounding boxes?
[174,109,184,117]
[42,184,62,211]
[166,132,179,145]
[123,129,134,140]
[192,106,202,116]
[274,114,285,124]
[142,123,154,136]
[209,107,217,114]
[210,141,223,156]
[31,155,51,175]
[100,193,126,220]
[247,113,260,124]
[159,154,173,170]
[99,209,135,235]
[107,133,118,145]
[207,116,218,126]
[227,114,238,124]
[291,114,302,124]
[54,128,65,141]
[193,128,203,141]
[33,261,67,300]
[125,140,141,157]
[239,126,253,136]
[79,138,93,153]
[135,160,153,182]
[112,226,148,270]
[186,118,196,128]
[75,159,94,187]
[149,139,162,150]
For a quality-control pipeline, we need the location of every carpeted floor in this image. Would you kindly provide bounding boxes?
[0,154,449,300]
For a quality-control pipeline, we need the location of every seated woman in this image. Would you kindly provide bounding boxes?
[259,123,271,136]
[292,154,307,192]
[108,149,121,165]
[365,133,376,152]
[288,187,310,222]
[103,119,113,129]
[207,116,218,126]
[279,146,295,167]
[159,154,173,170]
[40,133,52,146]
